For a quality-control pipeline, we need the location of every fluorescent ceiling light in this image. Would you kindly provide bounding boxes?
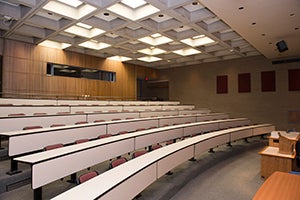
[138,47,166,55]
[138,56,162,62]
[57,0,83,7]
[43,1,96,20]
[39,40,71,49]
[76,22,92,29]
[173,48,201,56]
[108,56,132,62]
[107,3,159,21]
[79,41,111,50]
[121,0,147,9]
[138,35,173,46]
[151,33,161,38]
[64,25,105,38]
[181,35,215,47]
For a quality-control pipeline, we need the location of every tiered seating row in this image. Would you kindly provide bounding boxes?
[0,104,197,117]
[0,109,210,133]
[52,124,275,200]
[2,113,227,157]
[15,118,252,199]
[0,98,180,106]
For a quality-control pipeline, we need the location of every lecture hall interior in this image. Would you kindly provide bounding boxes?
[0,0,300,199]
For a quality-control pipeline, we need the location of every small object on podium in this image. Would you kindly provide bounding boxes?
[278,132,300,155]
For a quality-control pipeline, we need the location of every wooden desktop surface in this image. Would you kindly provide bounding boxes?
[253,171,300,200]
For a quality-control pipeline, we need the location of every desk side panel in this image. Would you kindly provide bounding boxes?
[230,129,252,141]
[183,123,219,137]
[107,119,159,135]
[100,164,156,200]
[195,134,230,155]
[135,129,183,149]
[219,119,250,129]
[0,115,86,133]
[87,112,139,122]
[159,116,196,126]
[196,113,229,122]
[157,146,194,178]
[253,125,275,136]
[139,111,178,118]
[32,139,135,189]
[9,125,106,156]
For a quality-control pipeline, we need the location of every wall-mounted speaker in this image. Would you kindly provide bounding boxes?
[276,40,288,52]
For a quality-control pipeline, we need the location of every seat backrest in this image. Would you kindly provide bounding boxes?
[118,131,128,135]
[77,171,98,184]
[151,144,162,151]
[44,143,64,151]
[8,113,25,117]
[109,157,127,169]
[23,125,43,130]
[98,134,113,139]
[132,150,147,158]
[75,139,89,144]
[50,124,66,127]
[94,119,105,123]
[75,121,88,125]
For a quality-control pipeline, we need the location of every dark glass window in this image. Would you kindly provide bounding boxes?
[46,63,116,82]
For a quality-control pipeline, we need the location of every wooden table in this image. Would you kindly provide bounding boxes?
[253,171,300,200]
[259,146,296,179]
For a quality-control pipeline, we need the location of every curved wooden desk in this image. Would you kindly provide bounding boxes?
[253,171,300,200]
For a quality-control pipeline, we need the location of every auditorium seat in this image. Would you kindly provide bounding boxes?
[33,112,47,116]
[57,112,70,115]
[50,124,66,127]
[8,113,26,117]
[23,125,43,130]
[77,170,98,184]
[151,144,162,151]
[98,134,113,139]
[94,119,105,123]
[132,150,147,158]
[75,121,88,125]
[75,139,89,144]
[136,128,146,131]
[296,140,300,167]
[111,118,121,121]
[44,143,64,151]
[75,111,85,114]
[109,157,127,169]
[118,131,128,135]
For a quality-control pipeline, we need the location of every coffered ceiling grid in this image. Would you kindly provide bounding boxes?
[1,0,298,69]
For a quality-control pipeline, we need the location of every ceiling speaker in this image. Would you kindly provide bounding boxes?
[276,40,288,52]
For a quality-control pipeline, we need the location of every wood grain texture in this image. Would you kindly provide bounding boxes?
[2,39,157,99]
[253,171,300,200]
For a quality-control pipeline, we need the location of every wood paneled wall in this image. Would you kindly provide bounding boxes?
[1,39,157,100]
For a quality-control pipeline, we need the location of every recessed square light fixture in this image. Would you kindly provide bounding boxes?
[151,33,161,38]
[43,1,96,20]
[64,25,105,38]
[138,34,173,46]
[138,56,162,62]
[108,56,132,62]
[39,40,71,49]
[76,22,92,29]
[173,48,201,56]
[107,2,159,21]
[79,40,111,50]
[121,0,147,9]
[138,47,166,55]
[181,35,215,47]
[57,0,83,7]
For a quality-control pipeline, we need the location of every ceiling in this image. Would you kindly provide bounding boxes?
[0,0,299,69]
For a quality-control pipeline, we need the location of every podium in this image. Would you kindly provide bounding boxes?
[260,131,300,178]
